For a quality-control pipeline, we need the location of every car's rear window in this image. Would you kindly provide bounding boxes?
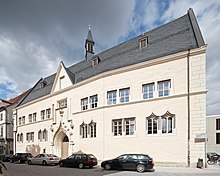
[137,155,149,160]
[47,154,57,157]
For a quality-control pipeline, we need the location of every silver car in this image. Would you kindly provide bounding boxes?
[28,153,60,166]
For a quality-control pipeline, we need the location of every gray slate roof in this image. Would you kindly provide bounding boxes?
[18,8,205,107]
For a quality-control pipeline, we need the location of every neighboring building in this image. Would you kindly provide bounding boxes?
[0,90,30,155]
[207,115,220,154]
[13,9,207,167]
[0,99,12,154]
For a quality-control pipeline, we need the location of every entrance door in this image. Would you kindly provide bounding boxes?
[61,135,69,158]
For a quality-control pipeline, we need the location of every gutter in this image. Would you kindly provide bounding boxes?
[187,49,191,167]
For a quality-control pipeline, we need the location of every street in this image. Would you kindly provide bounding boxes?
[2,162,220,176]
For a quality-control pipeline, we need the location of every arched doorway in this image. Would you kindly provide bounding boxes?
[53,131,69,158]
[62,135,69,158]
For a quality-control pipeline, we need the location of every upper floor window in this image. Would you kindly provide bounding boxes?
[125,118,135,135]
[81,98,88,110]
[28,114,32,123]
[158,80,171,97]
[90,95,98,108]
[40,80,47,88]
[143,83,154,99]
[33,113,37,122]
[87,42,94,53]
[0,113,3,121]
[46,109,51,119]
[41,110,45,120]
[161,111,175,134]
[119,88,130,103]
[139,37,148,48]
[216,119,220,130]
[146,113,159,134]
[112,119,122,136]
[58,99,67,108]
[107,90,117,105]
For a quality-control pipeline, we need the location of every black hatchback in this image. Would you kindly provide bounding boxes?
[101,154,154,173]
[10,153,33,163]
[59,154,97,169]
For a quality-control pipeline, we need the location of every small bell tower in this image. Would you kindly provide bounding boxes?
[85,25,95,60]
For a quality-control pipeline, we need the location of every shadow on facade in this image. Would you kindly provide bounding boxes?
[25,144,41,156]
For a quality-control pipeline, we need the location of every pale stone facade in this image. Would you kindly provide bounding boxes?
[207,115,220,154]
[13,9,207,167]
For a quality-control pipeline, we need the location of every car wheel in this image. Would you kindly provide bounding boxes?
[136,164,145,173]
[28,160,32,165]
[78,163,84,169]
[104,163,111,170]
[59,161,64,167]
[42,160,47,166]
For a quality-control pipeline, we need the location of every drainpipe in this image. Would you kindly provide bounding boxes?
[187,49,191,167]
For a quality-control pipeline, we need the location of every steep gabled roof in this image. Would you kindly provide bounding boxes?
[19,8,205,106]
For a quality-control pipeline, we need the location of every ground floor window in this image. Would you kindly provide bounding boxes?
[113,119,122,136]
[125,118,135,135]
[80,121,97,138]
[112,118,136,136]
[146,113,159,134]
[216,133,220,144]
[161,111,175,134]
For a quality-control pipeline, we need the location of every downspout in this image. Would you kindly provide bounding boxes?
[187,49,191,167]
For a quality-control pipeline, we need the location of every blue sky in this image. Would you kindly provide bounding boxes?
[0,0,220,115]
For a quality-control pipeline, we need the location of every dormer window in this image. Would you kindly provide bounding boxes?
[40,80,47,88]
[92,57,100,67]
[139,37,148,48]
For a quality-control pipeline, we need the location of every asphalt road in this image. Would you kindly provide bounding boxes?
[2,162,220,176]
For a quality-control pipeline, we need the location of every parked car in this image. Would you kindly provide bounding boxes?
[0,154,12,162]
[59,154,97,168]
[101,154,154,173]
[10,153,32,163]
[28,153,60,166]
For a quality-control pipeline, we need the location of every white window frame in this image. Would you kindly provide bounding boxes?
[112,119,122,136]
[81,98,88,110]
[161,111,175,134]
[33,113,37,122]
[143,83,154,99]
[119,88,130,103]
[46,108,51,119]
[125,118,135,136]
[107,90,117,105]
[41,110,45,120]
[90,95,98,109]
[158,80,171,97]
[28,114,32,123]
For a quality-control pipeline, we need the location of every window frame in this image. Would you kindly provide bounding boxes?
[124,118,135,136]
[143,83,154,99]
[107,90,117,105]
[90,95,98,109]
[81,98,88,111]
[112,119,123,136]
[158,80,171,97]
[119,88,130,103]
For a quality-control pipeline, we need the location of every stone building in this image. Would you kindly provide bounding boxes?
[13,8,207,167]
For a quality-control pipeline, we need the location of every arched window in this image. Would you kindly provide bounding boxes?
[43,129,48,141]
[161,111,175,134]
[38,130,42,141]
[89,120,96,138]
[80,122,88,138]
[20,133,23,142]
[146,113,159,134]
[17,134,20,142]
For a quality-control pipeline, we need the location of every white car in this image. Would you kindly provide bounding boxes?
[28,153,60,166]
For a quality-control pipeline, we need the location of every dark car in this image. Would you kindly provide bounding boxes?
[101,154,154,173]
[207,152,219,159]
[10,153,33,163]
[59,154,97,169]
[0,154,12,162]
